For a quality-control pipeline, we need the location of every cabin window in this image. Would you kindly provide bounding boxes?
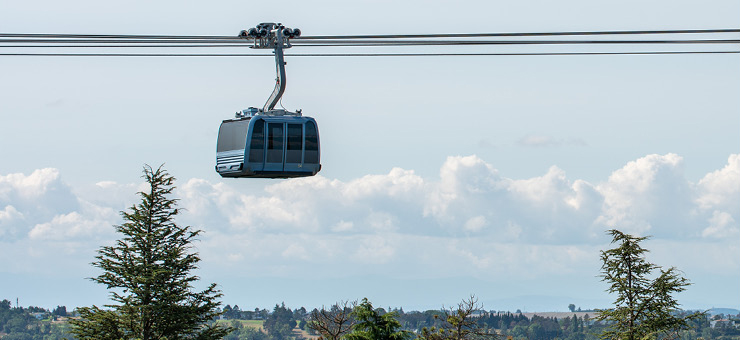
[286,124,303,163]
[217,119,249,152]
[305,121,319,164]
[248,119,264,163]
[267,123,284,163]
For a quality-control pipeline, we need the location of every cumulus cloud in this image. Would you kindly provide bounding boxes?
[0,205,23,238]
[175,154,740,247]
[28,202,117,241]
[695,154,740,240]
[595,153,695,237]
[0,169,123,276]
[1,153,738,284]
[0,168,79,240]
[169,153,740,283]
[702,211,738,239]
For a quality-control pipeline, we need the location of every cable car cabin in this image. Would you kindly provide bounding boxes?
[216,115,321,178]
[218,24,317,178]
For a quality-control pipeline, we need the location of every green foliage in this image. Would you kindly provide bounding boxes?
[0,300,75,340]
[263,303,296,340]
[597,229,702,340]
[224,325,270,340]
[223,305,247,320]
[346,298,411,340]
[51,305,67,317]
[69,165,232,340]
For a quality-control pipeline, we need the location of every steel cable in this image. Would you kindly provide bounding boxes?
[0,28,737,57]
[2,51,738,57]
[3,39,738,47]
[2,28,738,41]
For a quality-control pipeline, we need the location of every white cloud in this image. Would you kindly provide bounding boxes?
[702,211,738,239]
[0,205,24,238]
[282,243,310,261]
[464,215,487,232]
[1,153,738,291]
[342,168,424,201]
[696,154,740,214]
[0,168,62,198]
[596,153,694,237]
[424,155,509,230]
[0,168,79,241]
[28,202,117,241]
[172,153,740,247]
[0,205,22,221]
[353,235,397,264]
[332,220,354,232]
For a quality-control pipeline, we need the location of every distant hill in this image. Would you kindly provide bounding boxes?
[707,308,740,316]
[484,295,609,313]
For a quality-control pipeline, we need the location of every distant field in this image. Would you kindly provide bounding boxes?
[217,320,318,339]
[217,319,264,330]
[293,327,319,340]
[242,320,264,329]
[215,319,318,339]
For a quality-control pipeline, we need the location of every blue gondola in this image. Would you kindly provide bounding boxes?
[216,108,321,178]
[216,23,320,179]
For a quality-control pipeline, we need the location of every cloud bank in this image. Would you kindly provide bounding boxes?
[1,154,738,307]
[176,153,739,243]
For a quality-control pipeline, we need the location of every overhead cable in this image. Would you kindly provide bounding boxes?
[1,28,738,41]
[2,51,738,57]
[297,28,740,40]
[0,28,738,57]
[290,39,740,46]
[2,39,738,48]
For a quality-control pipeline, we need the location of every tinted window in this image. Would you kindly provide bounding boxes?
[217,119,249,152]
[248,119,264,163]
[267,122,283,163]
[286,124,303,163]
[287,124,302,151]
[304,121,319,164]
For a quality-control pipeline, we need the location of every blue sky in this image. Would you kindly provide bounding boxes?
[0,0,738,312]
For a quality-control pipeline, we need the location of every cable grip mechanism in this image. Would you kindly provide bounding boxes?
[238,23,302,115]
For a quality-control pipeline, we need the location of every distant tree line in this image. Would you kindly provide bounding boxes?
[3,296,739,340]
[0,299,75,340]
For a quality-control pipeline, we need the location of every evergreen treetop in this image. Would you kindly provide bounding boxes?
[71,165,232,340]
[597,229,701,340]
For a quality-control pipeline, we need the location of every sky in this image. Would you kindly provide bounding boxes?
[0,0,738,313]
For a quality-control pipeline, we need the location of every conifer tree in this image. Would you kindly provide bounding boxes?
[71,165,232,340]
[597,229,699,340]
[346,298,411,340]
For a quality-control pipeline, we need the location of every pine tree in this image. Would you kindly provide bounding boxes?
[70,165,232,340]
[346,298,411,340]
[597,229,700,340]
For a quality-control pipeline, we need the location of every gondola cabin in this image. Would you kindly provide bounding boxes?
[216,109,321,178]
